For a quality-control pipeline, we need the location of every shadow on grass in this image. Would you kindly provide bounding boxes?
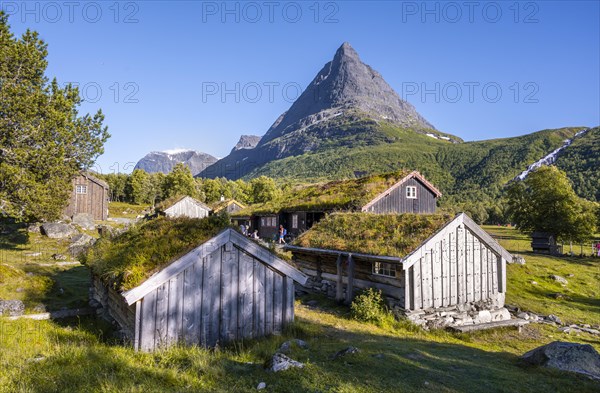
[0,221,29,250]
[5,314,600,393]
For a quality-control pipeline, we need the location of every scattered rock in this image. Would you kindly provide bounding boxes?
[550,275,568,285]
[51,254,67,261]
[97,225,116,237]
[332,346,359,360]
[512,255,526,265]
[566,274,574,278]
[518,312,530,320]
[41,223,77,239]
[15,287,24,293]
[552,293,571,300]
[265,353,305,372]
[25,252,42,257]
[278,339,309,353]
[257,382,266,390]
[546,314,562,324]
[32,304,46,313]
[427,316,453,329]
[473,310,492,324]
[72,213,96,230]
[490,308,511,322]
[0,300,25,316]
[531,281,538,285]
[68,233,96,256]
[27,224,41,233]
[521,341,600,380]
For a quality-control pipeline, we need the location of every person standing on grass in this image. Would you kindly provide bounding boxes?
[279,225,287,244]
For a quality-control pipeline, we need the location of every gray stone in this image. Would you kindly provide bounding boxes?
[134,150,218,176]
[51,254,67,261]
[333,346,360,360]
[521,341,600,380]
[512,255,526,265]
[0,300,25,316]
[551,275,568,285]
[474,310,492,324]
[257,382,266,390]
[41,223,77,239]
[72,213,96,230]
[278,339,309,353]
[265,353,305,372]
[27,224,41,233]
[547,314,562,324]
[426,316,454,329]
[490,308,511,322]
[231,135,261,153]
[69,233,96,256]
[531,281,538,285]
[518,312,530,320]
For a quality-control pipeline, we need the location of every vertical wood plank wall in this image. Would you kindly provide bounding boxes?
[408,226,504,311]
[137,241,294,351]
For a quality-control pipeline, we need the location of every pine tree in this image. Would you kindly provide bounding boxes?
[0,12,109,221]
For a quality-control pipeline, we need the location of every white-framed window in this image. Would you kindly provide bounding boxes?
[372,262,396,278]
[76,185,87,194]
[406,186,417,199]
[292,214,298,229]
[261,217,266,227]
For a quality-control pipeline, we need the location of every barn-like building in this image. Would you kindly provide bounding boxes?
[287,212,515,329]
[157,196,211,219]
[64,172,109,221]
[90,221,308,351]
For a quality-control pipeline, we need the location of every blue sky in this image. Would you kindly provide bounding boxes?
[3,1,599,174]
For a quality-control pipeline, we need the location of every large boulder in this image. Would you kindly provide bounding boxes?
[41,223,77,239]
[0,300,25,316]
[521,341,600,380]
[68,233,96,256]
[72,213,96,230]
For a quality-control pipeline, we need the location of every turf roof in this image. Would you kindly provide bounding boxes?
[234,170,414,216]
[83,215,231,291]
[294,212,452,258]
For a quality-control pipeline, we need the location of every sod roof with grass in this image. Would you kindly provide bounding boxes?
[234,170,431,216]
[83,215,231,291]
[294,212,452,257]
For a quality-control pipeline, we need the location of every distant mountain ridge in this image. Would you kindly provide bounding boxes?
[134,149,218,176]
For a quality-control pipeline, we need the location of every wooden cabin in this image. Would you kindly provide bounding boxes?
[287,213,513,328]
[92,228,308,351]
[212,199,246,215]
[236,171,442,240]
[158,196,211,219]
[64,172,109,221]
[531,232,560,254]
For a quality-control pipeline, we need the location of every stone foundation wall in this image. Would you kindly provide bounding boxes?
[299,275,510,329]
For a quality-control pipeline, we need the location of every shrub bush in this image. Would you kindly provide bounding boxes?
[350,288,388,323]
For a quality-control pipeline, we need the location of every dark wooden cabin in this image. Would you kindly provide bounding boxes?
[64,172,109,221]
[92,228,308,351]
[531,232,560,254]
[212,199,246,215]
[235,171,441,240]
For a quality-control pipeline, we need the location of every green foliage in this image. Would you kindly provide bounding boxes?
[350,288,389,323]
[296,213,451,257]
[83,215,231,290]
[162,163,197,200]
[507,166,597,242]
[0,13,109,221]
[555,127,600,202]
[249,176,280,204]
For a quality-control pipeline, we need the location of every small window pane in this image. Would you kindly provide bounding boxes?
[76,185,87,194]
[406,186,417,199]
[372,262,396,277]
[292,214,298,229]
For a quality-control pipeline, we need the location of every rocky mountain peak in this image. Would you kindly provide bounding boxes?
[259,42,435,144]
[231,135,261,153]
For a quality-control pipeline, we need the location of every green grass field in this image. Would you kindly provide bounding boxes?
[1,221,599,392]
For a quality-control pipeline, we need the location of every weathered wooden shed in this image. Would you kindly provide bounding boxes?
[159,196,211,219]
[233,170,442,239]
[287,213,513,328]
[64,172,109,221]
[93,228,307,351]
[531,232,560,255]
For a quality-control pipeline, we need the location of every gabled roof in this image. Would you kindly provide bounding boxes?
[211,199,246,213]
[157,195,211,213]
[288,213,512,266]
[123,229,308,305]
[81,172,109,189]
[235,170,441,215]
[361,171,442,211]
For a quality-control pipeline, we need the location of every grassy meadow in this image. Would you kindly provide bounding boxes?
[0,212,599,392]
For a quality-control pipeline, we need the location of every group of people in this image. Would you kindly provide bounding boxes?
[239,223,288,244]
[595,241,600,257]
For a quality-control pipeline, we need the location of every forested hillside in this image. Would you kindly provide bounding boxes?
[555,127,600,202]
